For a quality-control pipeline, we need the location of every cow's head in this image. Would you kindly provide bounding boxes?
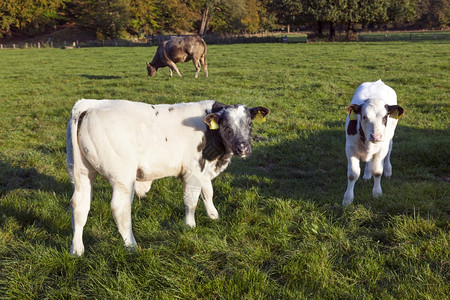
[204,103,270,157]
[346,98,404,143]
[146,62,157,77]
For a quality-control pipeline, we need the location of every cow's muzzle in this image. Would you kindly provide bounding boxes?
[370,133,383,143]
[234,143,252,157]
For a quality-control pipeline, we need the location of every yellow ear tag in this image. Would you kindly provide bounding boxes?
[349,110,358,121]
[253,111,266,125]
[209,119,219,130]
[389,110,401,119]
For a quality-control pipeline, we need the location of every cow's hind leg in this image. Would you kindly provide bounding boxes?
[70,170,97,256]
[192,58,201,78]
[363,160,372,180]
[383,140,393,178]
[201,180,218,220]
[200,55,208,77]
[111,181,137,250]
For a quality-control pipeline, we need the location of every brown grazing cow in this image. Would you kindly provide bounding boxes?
[146,36,208,78]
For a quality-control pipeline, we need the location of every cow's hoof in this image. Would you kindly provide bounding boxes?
[70,245,84,257]
[372,191,382,198]
[362,174,372,180]
[342,198,353,205]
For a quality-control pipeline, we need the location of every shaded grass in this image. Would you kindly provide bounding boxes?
[0,41,449,299]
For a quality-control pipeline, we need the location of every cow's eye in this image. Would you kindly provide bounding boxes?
[362,115,367,120]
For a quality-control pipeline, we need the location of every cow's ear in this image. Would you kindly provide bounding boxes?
[346,104,361,120]
[249,106,270,124]
[212,101,227,113]
[204,113,220,130]
[386,105,405,119]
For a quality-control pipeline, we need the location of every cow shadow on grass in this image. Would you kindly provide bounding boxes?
[79,74,122,80]
[0,157,73,242]
[221,124,449,218]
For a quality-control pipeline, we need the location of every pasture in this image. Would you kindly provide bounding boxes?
[0,41,449,299]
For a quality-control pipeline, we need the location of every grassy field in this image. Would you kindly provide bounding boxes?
[0,40,449,299]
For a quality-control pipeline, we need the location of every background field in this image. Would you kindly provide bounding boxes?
[0,41,449,299]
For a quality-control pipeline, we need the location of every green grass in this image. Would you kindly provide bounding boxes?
[0,41,449,299]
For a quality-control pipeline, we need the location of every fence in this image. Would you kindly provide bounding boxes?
[0,34,307,50]
[358,31,450,42]
[0,32,448,49]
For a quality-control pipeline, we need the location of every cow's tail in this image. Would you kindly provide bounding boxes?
[200,38,207,60]
[66,99,92,191]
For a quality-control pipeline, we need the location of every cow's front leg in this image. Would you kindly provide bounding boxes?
[183,174,202,227]
[167,61,182,78]
[111,181,137,250]
[343,156,360,205]
[201,180,219,220]
[371,154,384,198]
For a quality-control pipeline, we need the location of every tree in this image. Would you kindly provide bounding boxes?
[306,0,347,40]
[388,0,420,28]
[154,0,197,34]
[128,0,159,35]
[0,0,67,38]
[77,0,131,38]
[416,0,450,28]
[266,0,304,32]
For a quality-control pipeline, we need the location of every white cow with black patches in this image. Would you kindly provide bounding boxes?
[66,99,269,256]
[343,80,405,205]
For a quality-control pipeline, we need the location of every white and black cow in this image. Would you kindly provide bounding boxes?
[343,80,405,205]
[66,99,269,255]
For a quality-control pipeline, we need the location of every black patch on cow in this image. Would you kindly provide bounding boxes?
[348,174,355,181]
[136,168,145,181]
[198,157,206,172]
[151,105,155,109]
[197,136,206,152]
[359,126,366,143]
[347,120,358,135]
[202,128,226,161]
[168,106,174,112]
[165,137,168,142]
[382,115,388,126]
[215,153,233,173]
[77,111,88,137]
[155,110,159,116]
[374,173,381,178]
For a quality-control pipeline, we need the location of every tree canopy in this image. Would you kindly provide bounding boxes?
[0,0,448,39]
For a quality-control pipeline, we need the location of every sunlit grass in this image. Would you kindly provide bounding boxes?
[0,41,449,298]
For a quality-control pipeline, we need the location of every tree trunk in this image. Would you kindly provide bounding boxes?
[317,21,323,35]
[199,5,209,36]
[346,22,353,40]
[329,21,336,41]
